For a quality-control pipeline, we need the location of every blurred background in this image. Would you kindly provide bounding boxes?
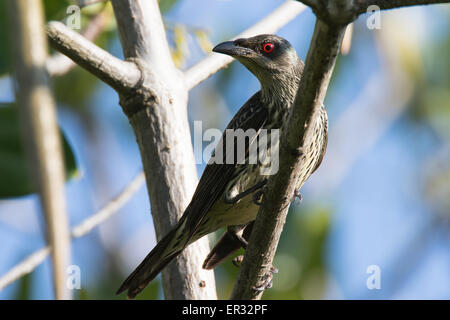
[0,0,449,299]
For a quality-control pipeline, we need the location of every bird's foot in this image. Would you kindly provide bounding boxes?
[291,189,302,204]
[253,189,264,206]
[252,266,279,291]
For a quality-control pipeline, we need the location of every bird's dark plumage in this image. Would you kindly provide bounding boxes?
[117,34,328,299]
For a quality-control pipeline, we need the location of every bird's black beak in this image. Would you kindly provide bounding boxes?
[212,40,252,57]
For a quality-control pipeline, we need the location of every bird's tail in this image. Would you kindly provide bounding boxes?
[116,218,189,299]
[202,222,254,270]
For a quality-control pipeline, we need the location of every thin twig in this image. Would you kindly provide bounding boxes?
[0,171,145,291]
[0,247,51,291]
[47,7,111,77]
[110,0,217,300]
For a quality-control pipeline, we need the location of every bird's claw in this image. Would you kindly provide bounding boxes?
[253,189,264,205]
[253,273,273,291]
[291,190,302,204]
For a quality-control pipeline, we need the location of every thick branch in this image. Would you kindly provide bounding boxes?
[231,18,345,300]
[1,0,307,295]
[110,0,216,300]
[8,0,72,300]
[184,1,306,90]
[46,21,140,92]
[0,247,51,292]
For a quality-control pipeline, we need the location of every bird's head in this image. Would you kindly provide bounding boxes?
[213,34,303,96]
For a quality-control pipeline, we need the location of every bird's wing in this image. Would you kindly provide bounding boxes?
[312,105,328,174]
[182,91,268,241]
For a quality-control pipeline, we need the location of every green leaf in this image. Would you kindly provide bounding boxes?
[159,0,179,13]
[0,103,78,199]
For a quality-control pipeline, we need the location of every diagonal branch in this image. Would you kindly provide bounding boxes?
[47,8,111,77]
[8,0,72,300]
[75,0,109,8]
[354,0,450,15]
[184,1,307,90]
[0,171,145,292]
[0,0,307,295]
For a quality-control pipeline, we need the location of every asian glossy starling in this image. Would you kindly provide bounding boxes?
[116,34,328,299]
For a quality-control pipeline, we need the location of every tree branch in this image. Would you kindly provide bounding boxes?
[184,1,307,90]
[71,171,145,237]
[47,8,110,77]
[297,0,450,24]
[0,171,145,292]
[0,247,51,292]
[232,0,450,299]
[75,0,109,8]
[110,0,216,300]
[4,0,447,300]
[46,21,140,92]
[8,0,72,300]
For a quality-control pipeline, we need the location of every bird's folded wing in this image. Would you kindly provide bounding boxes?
[182,91,268,240]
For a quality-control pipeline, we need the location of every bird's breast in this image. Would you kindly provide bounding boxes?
[207,192,260,231]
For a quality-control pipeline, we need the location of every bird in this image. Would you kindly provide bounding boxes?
[116,34,328,299]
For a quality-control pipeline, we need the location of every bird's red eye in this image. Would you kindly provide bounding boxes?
[263,42,274,53]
